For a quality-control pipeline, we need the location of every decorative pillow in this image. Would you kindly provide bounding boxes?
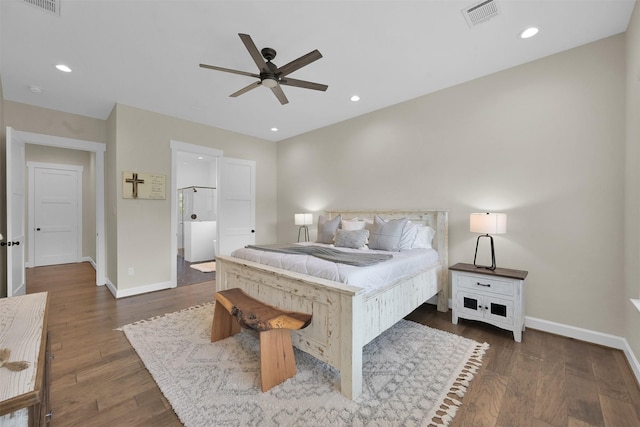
[341,218,367,231]
[316,215,341,244]
[399,221,420,250]
[368,216,409,252]
[412,226,436,249]
[334,229,369,249]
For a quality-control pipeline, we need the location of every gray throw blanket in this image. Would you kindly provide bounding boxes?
[245,244,393,267]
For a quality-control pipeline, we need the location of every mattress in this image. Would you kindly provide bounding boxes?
[230,242,439,295]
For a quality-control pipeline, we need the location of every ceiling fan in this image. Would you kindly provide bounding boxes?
[200,33,328,105]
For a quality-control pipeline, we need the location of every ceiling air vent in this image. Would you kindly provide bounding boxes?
[21,0,61,16]
[462,0,500,27]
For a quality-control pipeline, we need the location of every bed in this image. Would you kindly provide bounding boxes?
[215,210,449,399]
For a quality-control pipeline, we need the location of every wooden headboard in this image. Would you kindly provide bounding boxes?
[325,209,449,312]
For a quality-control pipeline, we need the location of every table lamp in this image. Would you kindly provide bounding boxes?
[470,212,507,270]
[295,213,313,242]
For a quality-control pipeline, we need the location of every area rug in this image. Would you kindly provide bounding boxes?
[119,304,488,427]
[189,261,216,273]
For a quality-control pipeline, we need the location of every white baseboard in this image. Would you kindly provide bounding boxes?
[526,316,640,386]
[108,280,176,299]
[81,256,97,270]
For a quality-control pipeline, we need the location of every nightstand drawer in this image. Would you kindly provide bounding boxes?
[457,274,514,297]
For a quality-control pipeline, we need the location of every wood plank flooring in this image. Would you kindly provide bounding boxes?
[25,262,640,426]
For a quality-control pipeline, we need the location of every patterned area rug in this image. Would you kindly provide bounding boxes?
[119,304,488,427]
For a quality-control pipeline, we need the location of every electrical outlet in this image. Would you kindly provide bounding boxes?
[128,267,134,276]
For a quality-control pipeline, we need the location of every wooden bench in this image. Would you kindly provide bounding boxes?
[211,288,312,392]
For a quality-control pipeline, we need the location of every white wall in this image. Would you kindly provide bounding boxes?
[277,35,626,337]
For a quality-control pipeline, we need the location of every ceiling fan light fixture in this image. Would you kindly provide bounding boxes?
[262,77,278,88]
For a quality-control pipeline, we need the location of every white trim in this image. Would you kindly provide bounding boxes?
[27,162,84,267]
[631,299,640,312]
[526,315,640,385]
[106,279,173,299]
[10,128,107,287]
[169,140,222,287]
[81,256,98,272]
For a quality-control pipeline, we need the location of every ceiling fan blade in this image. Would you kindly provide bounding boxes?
[230,81,261,97]
[279,77,328,92]
[270,85,289,105]
[277,50,323,76]
[239,33,269,73]
[199,63,259,78]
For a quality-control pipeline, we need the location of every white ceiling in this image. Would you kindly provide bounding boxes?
[0,0,635,142]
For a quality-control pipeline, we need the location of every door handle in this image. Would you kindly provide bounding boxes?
[1,241,20,247]
[36,228,41,231]
[251,230,255,233]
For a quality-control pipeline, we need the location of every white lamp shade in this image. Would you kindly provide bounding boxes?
[294,213,313,226]
[470,213,507,235]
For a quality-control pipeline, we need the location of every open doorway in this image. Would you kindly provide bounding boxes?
[171,141,221,287]
[5,128,106,297]
[177,185,217,286]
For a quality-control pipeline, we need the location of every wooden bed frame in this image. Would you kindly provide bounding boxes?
[215,210,448,399]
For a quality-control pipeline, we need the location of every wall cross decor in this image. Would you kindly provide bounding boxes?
[122,171,166,200]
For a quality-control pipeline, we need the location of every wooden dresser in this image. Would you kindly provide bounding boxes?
[0,292,51,426]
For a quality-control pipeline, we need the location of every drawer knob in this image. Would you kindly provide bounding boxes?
[477,282,491,287]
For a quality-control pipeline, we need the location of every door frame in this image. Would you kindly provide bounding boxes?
[27,161,84,267]
[170,140,222,287]
[8,128,106,286]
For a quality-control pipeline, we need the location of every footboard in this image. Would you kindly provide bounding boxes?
[215,255,443,400]
[215,255,366,398]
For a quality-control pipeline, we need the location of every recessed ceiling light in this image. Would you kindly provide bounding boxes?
[29,85,42,93]
[519,27,539,39]
[271,127,278,132]
[55,64,72,72]
[197,156,204,160]
[350,95,360,102]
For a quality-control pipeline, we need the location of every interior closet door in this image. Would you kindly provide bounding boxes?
[218,157,255,256]
[31,164,83,267]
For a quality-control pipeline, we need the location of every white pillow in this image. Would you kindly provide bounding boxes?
[399,221,420,250]
[412,226,436,249]
[341,218,367,231]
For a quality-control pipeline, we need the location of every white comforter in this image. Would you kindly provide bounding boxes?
[230,242,439,295]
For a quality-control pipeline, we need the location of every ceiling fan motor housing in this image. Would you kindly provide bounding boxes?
[261,47,277,61]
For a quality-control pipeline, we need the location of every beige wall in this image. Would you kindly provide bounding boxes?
[277,35,626,336]
[110,104,277,291]
[4,101,107,143]
[0,99,277,295]
[625,2,640,364]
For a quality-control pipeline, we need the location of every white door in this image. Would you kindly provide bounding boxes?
[218,157,256,256]
[6,127,26,296]
[31,164,82,266]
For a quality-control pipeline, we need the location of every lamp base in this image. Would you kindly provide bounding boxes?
[473,234,497,271]
[297,225,309,242]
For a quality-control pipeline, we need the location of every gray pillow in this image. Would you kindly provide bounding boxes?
[334,229,369,249]
[316,215,341,244]
[368,216,409,251]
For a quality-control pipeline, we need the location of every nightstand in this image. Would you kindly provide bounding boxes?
[450,263,528,342]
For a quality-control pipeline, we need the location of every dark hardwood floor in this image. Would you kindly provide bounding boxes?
[25,262,640,426]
